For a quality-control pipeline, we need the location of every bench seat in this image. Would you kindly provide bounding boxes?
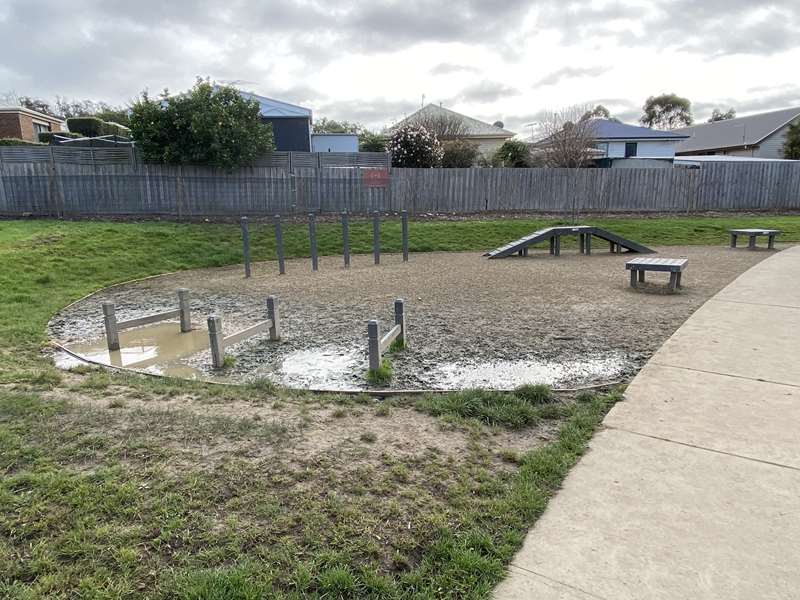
[626,257,688,291]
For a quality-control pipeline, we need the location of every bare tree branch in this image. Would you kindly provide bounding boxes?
[533,105,598,168]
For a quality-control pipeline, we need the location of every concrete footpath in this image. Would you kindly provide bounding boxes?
[494,245,800,600]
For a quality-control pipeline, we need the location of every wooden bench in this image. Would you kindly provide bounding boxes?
[626,257,688,292]
[729,229,780,250]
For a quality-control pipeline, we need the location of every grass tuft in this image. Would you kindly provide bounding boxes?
[366,359,393,386]
[514,383,553,405]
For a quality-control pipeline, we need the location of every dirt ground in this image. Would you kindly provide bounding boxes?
[49,245,771,389]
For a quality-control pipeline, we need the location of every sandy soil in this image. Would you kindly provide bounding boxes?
[49,245,771,389]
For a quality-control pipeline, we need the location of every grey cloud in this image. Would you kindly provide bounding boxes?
[316,98,421,130]
[533,67,610,88]
[430,63,479,76]
[450,80,519,104]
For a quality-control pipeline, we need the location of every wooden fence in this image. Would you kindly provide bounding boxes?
[1,161,799,216]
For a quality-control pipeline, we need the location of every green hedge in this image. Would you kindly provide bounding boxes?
[38,131,82,144]
[66,116,131,138]
[0,138,45,146]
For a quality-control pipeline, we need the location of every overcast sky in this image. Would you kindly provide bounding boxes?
[2,0,800,134]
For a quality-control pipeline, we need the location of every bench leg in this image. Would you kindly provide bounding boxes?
[554,235,561,256]
[523,247,528,256]
[676,271,682,288]
[748,235,756,250]
[638,270,645,283]
[730,234,737,248]
[549,237,555,255]
[518,249,523,256]
[630,269,637,288]
[610,241,615,253]
[768,235,775,250]
[669,272,678,292]
[585,234,591,255]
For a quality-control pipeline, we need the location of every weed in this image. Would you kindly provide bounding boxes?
[416,389,538,428]
[221,355,236,369]
[332,408,347,419]
[360,432,377,443]
[366,359,393,386]
[108,398,125,409]
[375,404,391,417]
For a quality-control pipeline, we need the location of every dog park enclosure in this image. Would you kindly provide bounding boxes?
[2,147,800,216]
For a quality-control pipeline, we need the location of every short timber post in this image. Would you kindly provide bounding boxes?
[585,234,591,255]
[372,211,380,265]
[367,319,380,371]
[274,214,286,275]
[394,298,406,346]
[177,288,192,332]
[309,213,318,271]
[102,301,120,351]
[207,315,224,369]
[401,210,409,262]
[748,235,756,250]
[240,216,251,278]
[266,295,280,341]
[730,233,737,249]
[342,210,350,268]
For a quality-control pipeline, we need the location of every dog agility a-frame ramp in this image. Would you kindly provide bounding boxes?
[485,225,654,259]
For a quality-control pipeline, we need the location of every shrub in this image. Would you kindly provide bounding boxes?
[359,131,387,152]
[441,139,479,167]
[130,79,275,170]
[66,116,105,137]
[387,125,443,168]
[0,138,44,146]
[784,122,800,160]
[493,140,532,167]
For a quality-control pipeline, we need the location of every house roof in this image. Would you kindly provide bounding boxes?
[592,119,689,141]
[214,87,312,119]
[0,106,65,123]
[674,106,800,153]
[392,104,515,137]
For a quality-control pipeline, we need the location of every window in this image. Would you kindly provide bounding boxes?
[32,122,51,134]
[592,142,609,157]
[624,142,637,157]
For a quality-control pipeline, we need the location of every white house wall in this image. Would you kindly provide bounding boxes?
[755,123,794,159]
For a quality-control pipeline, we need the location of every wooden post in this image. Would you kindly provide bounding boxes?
[768,234,775,250]
[549,237,555,255]
[638,271,645,283]
[177,288,192,332]
[748,235,756,250]
[274,214,286,274]
[309,212,318,271]
[585,234,591,255]
[342,210,350,268]
[372,211,380,265]
[630,270,637,288]
[367,319,380,371]
[730,233,737,248]
[207,315,224,369]
[668,272,678,291]
[266,295,280,341]
[401,210,409,262]
[394,298,406,346]
[102,301,120,351]
[240,216,251,278]
[554,235,561,256]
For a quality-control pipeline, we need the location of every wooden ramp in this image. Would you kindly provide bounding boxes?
[485,225,654,259]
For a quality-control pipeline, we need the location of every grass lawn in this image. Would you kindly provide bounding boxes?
[1,214,798,598]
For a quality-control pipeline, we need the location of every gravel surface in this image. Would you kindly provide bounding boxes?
[49,245,772,389]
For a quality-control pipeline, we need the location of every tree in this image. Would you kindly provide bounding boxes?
[492,140,531,167]
[783,121,800,159]
[708,108,736,123]
[406,110,468,140]
[19,96,59,117]
[534,105,598,168]
[358,131,387,152]
[387,125,442,168]
[312,118,363,134]
[580,104,616,122]
[129,79,274,169]
[441,139,479,167]
[640,94,693,129]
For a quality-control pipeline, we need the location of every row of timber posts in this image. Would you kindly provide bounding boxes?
[240,211,410,277]
[207,296,280,369]
[367,299,406,372]
[102,288,192,351]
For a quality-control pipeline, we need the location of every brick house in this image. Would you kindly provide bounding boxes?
[0,107,65,142]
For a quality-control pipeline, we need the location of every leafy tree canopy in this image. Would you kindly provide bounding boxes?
[492,140,531,168]
[358,131,387,152]
[579,104,619,123]
[640,93,693,129]
[129,79,274,170]
[708,108,736,122]
[313,118,363,134]
[441,139,479,167]
[783,121,800,159]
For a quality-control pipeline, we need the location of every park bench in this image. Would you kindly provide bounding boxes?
[729,229,781,250]
[626,257,688,292]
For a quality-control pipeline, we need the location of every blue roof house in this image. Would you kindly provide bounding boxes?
[590,119,689,168]
[235,89,313,152]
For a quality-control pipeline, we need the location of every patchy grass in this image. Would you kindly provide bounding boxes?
[366,359,393,386]
[0,216,789,597]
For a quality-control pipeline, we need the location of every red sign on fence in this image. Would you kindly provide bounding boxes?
[362,168,390,188]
